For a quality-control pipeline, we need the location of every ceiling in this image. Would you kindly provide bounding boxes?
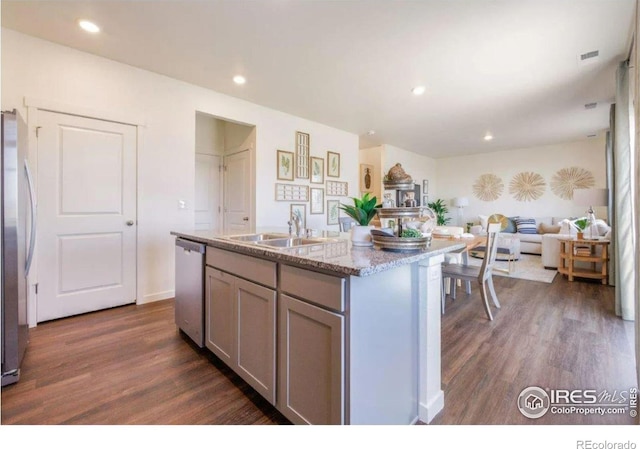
[1,0,635,158]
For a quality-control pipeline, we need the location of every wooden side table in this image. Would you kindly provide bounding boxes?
[558,238,609,284]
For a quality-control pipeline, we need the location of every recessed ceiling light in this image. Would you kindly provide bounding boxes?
[484,133,494,141]
[411,86,426,96]
[78,20,100,33]
[233,75,246,85]
[366,130,376,136]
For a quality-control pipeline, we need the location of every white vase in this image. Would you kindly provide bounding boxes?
[350,225,374,247]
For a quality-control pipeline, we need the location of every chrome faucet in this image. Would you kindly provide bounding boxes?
[289,212,302,237]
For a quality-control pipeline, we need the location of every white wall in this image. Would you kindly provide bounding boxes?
[435,137,607,226]
[2,29,359,305]
[224,121,254,154]
[195,112,225,156]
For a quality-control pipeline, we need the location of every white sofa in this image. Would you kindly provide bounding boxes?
[470,216,569,255]
[470,215,611,269]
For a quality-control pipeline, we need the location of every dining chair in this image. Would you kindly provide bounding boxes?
[441,222,501,320]
[436,226,468,295]
[339,217,357,232]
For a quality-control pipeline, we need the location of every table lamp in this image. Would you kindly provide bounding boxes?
[573,188,608,240]
[452,197,469,226]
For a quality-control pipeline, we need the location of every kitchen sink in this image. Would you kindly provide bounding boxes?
[226,233,290,242]
[224,233,340,249]
[256,237,326,248]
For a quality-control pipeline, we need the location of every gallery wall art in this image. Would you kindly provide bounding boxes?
[509,171,546,202]
[550,166,595,200]
[472,173,504,201]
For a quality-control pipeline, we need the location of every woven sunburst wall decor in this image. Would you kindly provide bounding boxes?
[550,167,595,200]
[509,171,546,202]
[472,173,504,201]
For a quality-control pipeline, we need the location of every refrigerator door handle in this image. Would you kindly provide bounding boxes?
[24,159,36,277]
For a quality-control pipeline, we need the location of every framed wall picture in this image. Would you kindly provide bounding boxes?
[326,180,348,196]
[290,204,306,229]
[360,164,374,193]
[397,184,421,207]
[295,131,310,179]
[277,150,294,181]
[275,183,309,201]
[311,157,324,184]
[327,200,340,225]
[310,188,325,214]
[327,151,340,178]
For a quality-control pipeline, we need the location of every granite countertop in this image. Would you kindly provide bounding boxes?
[171,227,466,277]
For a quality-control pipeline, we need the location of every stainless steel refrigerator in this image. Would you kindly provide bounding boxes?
[2,109,35,387]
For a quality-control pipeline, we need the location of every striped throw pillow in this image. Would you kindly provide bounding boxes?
[515,217,538,234]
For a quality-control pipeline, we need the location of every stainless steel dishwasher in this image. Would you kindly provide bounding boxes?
[174,238,205,347]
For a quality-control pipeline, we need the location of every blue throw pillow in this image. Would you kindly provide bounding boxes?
[515,217,537,234]
[503,216,518,233]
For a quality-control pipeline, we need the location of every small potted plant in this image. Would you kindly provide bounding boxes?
[427,199,451,226]
[339,193,379,246]
[574,218,589,240]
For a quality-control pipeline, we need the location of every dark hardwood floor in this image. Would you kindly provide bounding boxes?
[434,273,637,425]
[1,272,636,425]
[0,299,290,425]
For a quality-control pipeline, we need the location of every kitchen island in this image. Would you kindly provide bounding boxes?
[171,228,464,425]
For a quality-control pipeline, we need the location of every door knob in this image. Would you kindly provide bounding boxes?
[242,217,249,222]
[126,220,135,226]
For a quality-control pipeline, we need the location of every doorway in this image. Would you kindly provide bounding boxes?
[194,112,255,234]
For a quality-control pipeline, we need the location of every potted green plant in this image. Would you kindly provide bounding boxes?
[427,199,451,226]
[339,193,379,246]
[574,218,589,240]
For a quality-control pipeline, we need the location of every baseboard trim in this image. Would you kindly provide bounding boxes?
[418,390,444,424]
[139,290,174,304]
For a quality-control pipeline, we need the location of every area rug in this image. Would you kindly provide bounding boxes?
[465,253,557,283]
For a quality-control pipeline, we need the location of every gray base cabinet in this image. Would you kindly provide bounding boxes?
[203,246,429,424]
[205,268,234,366]
[277,293,344,425]
[205,266,276,404]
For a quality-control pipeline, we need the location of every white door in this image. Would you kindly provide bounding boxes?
[224,150,251,233]
[36,111,137,322]
[194,153,221,231]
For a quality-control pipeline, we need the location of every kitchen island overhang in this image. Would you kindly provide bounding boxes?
[171,229,465,424]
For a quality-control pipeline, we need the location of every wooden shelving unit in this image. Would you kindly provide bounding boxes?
[558,238,609,284]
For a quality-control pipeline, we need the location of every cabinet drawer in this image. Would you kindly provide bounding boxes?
[206,247,277,289]
[280,264,346,312]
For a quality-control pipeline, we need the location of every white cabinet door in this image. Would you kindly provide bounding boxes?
[205,267,234,366]
[278,294,345,425]
[36,111,136,322]
[235,277,276,404]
